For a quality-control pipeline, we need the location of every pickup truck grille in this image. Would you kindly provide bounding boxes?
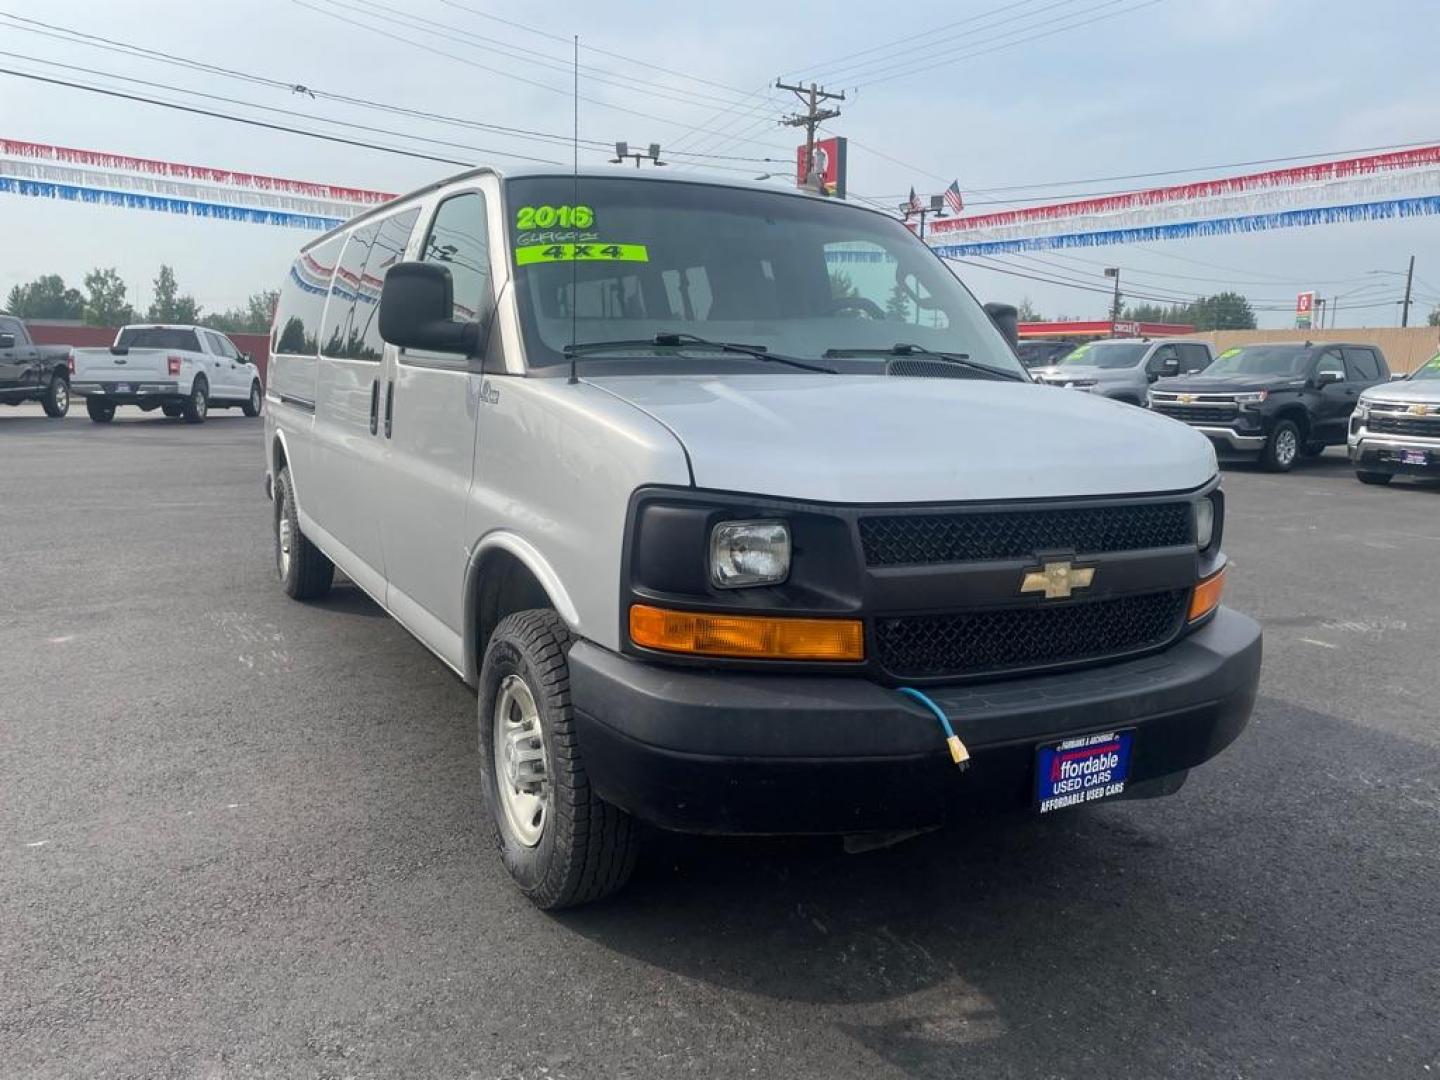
[859,502,1192,566]
[1151,404,1237,425]
[1369,414,1440,437]
[875,590,1188,679]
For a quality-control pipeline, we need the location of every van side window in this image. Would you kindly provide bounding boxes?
[421,193,494,329]
[323,222,381,361]
[354,209,421,360]
[273,234,344,355]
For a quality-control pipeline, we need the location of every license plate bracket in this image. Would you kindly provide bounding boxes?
[1036,730,1133,813]
[115,383,131,393]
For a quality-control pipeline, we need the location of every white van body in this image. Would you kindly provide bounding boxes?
[263,167,1261,908]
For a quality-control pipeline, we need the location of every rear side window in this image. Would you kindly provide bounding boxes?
[1315,349,1344,377]
[1342,346,1380,381]
[0,316,24,343]
[323,209,420,361]
[273,234,344,355]
[421,193,494,326]
[117,327,201,351]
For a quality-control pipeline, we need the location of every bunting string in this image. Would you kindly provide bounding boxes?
[0,176,345,231]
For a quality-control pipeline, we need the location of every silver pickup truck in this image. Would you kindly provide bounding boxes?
[71,323,262,423]
[263,167,1262,908]
[1349,351,1440,484]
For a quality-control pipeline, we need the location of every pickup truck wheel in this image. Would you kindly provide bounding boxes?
[42,375,69,418]
[478,610,640,909]
[162,405,182,418]
[85,398,115,423]
[1355,470,1393,486]
[182,378,208,424]
[241,381,262,417]
[1261,420,1300,472]
[274,466,334,599]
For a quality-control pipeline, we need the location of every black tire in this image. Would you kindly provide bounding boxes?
[273,466,334,600]
[182,378,208,424]
[85,398,115,423]
[1356,470,1393,486]
[1261,419,1300,472]
[478,610,640,909]
[1301,441,1326,458]
[241,381,262,418]
[42,375,69,418]
[162,405,182,418]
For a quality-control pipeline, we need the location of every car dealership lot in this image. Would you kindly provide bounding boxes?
[2,407,1438,1079]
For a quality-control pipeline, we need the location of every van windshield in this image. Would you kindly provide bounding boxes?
[504,176,1022,375]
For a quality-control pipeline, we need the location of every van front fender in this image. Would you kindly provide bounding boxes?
[462,532,580,684]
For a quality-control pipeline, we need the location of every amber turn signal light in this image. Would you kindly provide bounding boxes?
[629,604,865,662]
[1188,565,1227,622]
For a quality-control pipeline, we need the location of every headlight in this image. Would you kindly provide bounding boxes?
[1354,400,1371,421]
[709,520,790,588]
[1195,497,1215,549]
[1234,390,1268,405]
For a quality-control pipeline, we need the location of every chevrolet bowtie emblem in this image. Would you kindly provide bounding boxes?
[1408,403,1431,416]
[1178,393,1196,404]
[1021,560,1096,600]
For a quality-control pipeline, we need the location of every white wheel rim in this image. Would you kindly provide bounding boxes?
[251,386,260,412]
[195,388,207,417]
[277,513,293,577]
[493,674,549,848]
[1276,428,1297,465]
[55,383,67,410]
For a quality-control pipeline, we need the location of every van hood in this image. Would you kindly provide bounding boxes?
[586,374,1216,503]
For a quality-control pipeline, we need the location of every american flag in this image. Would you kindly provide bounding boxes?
[943,179,964,214]
[906,186,923,214]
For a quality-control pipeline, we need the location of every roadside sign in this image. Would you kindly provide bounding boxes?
[1295,291,1315,329]
[795,136,847,198]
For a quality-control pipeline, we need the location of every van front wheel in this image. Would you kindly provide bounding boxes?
[478,610,639,909]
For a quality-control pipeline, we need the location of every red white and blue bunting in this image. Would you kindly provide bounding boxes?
[928,145,1440,255]
[0,138,394,230]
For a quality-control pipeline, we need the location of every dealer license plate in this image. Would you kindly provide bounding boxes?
[1401,449,1429,466]
[115,383,131,393]
[1036,730,1133,813]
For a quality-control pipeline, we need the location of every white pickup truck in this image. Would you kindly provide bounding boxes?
[71,323,263,423]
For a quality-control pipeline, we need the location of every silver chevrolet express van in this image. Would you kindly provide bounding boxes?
[263,168,1262,908]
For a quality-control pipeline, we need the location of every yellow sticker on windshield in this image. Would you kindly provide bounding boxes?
[515,242,649,265]
[1218,347,1242,358]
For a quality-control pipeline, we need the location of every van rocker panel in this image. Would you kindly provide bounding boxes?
[568,607,1261,834]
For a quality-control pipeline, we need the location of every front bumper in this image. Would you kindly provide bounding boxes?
[1348,431,1440,474]
[569,607,1262,835]
[1194,426,1268,452]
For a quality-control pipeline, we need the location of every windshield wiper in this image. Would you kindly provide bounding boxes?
[822,342,1025,381]
[563,332,835,374]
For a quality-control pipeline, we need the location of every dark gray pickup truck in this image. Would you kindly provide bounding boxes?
[0,314,72,417]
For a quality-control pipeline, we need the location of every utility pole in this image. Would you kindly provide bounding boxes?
[776,78,844,194]
[1401,254,1415,327]
[1104,267,1122,330]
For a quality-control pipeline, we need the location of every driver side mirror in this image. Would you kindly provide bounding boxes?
[239,352,252,365]
[0,333,15,349]
[1315,369,1345,387]
[379,261,480,355]
[983,302,1019,350]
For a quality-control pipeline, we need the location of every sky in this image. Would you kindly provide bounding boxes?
[2,0,1439,328]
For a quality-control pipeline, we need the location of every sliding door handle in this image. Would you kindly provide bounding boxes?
[384,380,395,438]
[369,379,379,435]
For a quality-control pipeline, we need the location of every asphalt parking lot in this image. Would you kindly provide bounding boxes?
[3,404,1438,1080]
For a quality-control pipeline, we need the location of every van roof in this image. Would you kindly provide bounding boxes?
[302,166,893,252]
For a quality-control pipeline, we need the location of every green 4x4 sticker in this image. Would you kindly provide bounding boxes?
[514,242,648,265]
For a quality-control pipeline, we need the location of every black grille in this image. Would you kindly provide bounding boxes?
[876,590,1187,679]
[860,502,1192,566]
[1153,404,1236,425]
[1370,414,1440,437]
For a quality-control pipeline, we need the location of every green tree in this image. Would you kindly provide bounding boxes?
[146,265,202,323]
[1427,305,1440,327]
[1015,296,1041,322]
[828,270,858,299]
[209,290,279,334]
[1187,291,1256,330]
[82,268,135,326]
[5,274,85,319]
[885,283,913,322]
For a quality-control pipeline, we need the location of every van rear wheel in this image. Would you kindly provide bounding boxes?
[274,466,334,600]
[478,610,640,909]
